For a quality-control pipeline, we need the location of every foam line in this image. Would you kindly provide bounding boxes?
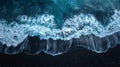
[0,10,120,47]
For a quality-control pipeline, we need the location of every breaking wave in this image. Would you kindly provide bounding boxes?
[0,0,120,56]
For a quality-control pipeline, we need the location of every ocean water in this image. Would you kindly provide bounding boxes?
[0,0,120,56]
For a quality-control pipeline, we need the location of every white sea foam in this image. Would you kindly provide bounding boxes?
[0,10,120,47]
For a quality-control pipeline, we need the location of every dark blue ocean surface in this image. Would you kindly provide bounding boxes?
[0,0,120,56]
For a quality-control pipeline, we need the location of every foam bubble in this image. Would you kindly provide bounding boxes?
[0,10,120,47]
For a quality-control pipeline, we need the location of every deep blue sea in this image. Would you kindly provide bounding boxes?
[0,0,120,67]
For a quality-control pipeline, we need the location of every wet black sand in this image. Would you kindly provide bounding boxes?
[0,45,120,67]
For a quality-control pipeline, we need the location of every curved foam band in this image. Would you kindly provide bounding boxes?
[0,0,120,56]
